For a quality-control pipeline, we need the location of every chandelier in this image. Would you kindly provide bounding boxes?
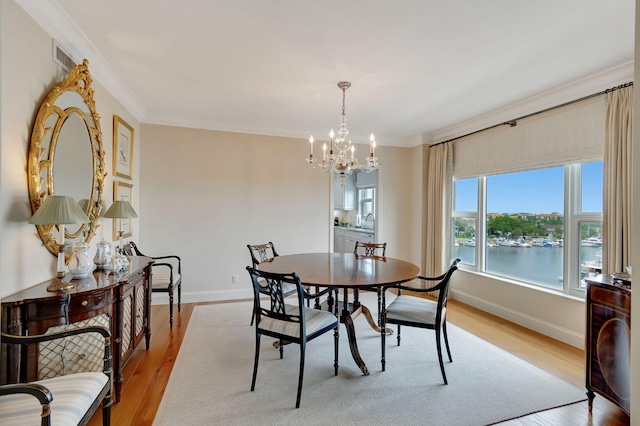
[305,81,379,185]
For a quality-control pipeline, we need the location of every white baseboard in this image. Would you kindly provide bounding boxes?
[150,288,252,306]
[450,289,585,349]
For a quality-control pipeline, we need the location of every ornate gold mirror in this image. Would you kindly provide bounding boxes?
[28,59,106,256]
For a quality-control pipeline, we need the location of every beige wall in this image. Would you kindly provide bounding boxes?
[139,124,418,302]
[0,1,141,297]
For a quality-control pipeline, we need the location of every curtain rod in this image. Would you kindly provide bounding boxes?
[430,81,634,148]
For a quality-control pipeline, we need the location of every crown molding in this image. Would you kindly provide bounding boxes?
[16,0,146,121]
[431,61,634,145]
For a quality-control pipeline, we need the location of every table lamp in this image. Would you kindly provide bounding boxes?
[104,200,138,254]
[28,195,90,291]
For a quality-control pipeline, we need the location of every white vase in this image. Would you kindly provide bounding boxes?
[69,242,95,279]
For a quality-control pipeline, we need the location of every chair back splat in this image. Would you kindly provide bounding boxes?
[246,266,339,408]
[247,242,291,325]
[247,242,279,267]
[354,241,386,257]
[380,259,460,385]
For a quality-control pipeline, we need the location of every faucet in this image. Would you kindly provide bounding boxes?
[364,213,374,228]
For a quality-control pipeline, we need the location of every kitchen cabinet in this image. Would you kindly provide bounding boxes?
[334,173,356,210]
[334,228,374,253]
[334,229,344,253]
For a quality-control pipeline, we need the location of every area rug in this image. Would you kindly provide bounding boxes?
[153,294,586,426]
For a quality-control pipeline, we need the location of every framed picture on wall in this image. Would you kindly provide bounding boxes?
[113,115,134,179]
[112,181,134,240]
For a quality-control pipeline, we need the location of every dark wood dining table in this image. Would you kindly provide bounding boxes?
[257,252,420,375]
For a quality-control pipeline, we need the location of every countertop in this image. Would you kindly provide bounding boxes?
[334,226,374,234]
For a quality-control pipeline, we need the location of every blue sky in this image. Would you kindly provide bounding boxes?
[455,162,603,214]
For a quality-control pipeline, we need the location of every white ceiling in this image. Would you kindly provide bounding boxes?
[19,0,635,147]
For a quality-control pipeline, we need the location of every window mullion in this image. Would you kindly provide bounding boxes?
[564,165,577,294]
[478,176,487,272]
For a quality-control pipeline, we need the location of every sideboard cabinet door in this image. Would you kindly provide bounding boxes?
[585,276,630,415]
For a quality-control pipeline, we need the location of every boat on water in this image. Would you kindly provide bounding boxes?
[582,236,603,247]
[517,237,531,248]
[497,237,518,247]
[541,239,561,247]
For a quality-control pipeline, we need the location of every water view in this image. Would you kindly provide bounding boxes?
[453,243,602,290]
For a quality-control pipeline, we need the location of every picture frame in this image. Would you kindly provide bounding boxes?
[112,181,134,240]
[113,115,134,179]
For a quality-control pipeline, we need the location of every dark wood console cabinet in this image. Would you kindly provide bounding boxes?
[584,275,630,416]
[1,256,153,403]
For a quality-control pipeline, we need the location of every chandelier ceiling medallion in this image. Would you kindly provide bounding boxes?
[305,81,379,186]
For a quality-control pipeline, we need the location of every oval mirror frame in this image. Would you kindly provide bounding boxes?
[28,59,106,257]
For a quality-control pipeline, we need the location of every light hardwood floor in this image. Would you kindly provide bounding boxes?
[89,299,630,426]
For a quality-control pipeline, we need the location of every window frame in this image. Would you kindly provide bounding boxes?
[452,161,602,298]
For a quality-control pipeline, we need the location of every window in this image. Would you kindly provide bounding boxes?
[452,161,603,297]
[358,187,375,218]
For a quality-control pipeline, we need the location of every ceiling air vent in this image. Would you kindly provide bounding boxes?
[52,39,75,71]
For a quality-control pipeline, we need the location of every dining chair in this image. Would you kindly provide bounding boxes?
[122,242,182,328]
[380,258,460,384]
[246,266,339,408]
[247,242,299,326]
[353,241,387,328]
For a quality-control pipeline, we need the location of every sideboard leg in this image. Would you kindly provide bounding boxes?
[587,390,595,413]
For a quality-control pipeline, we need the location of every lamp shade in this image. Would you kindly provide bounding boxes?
[77,198,90,212]
[104,200,138,219]
[28,195,90,225]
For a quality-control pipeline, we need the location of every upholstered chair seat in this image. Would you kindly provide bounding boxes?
[0,372,108,426]
[258,305,338,338]
[384,296,443,325]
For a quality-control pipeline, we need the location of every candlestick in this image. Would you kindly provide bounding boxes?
[370,133,375,155]
[309,135,314,155]
[330,128,334,151]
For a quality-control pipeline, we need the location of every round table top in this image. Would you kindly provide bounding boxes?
[257,253,420,288]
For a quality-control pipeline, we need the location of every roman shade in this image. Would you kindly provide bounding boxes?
[452,96,605,178]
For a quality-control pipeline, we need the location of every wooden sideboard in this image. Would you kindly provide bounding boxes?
[1,256,153,403]
[584,274,631,416]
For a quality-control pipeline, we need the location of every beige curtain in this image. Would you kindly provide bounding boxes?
[603,86,633,274]
[424,143,450,276]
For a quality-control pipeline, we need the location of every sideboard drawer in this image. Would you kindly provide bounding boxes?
[68,288,114,315]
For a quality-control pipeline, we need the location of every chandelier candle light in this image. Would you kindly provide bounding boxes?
[306,82,379,186]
